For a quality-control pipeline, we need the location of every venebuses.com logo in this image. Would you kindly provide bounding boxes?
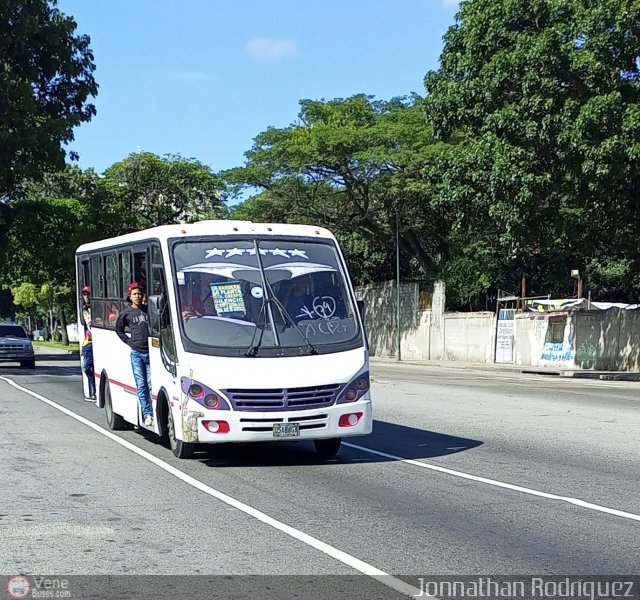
[6,576,31,599]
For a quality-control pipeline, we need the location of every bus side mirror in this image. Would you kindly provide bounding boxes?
[148,294,164,333]
[356,300,365,319]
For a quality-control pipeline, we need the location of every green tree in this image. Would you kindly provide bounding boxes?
[0,0,97,195]
[424,0,640,302]
[4,194,87,343]
[21,165,131,242]
[104,152,224,227]
[10,282,39,327]
[231,193,398,283]
[225,95,446,280]
[11,282,38,309]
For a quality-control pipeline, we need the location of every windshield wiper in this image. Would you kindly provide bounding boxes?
[243,284,318,356]
[243,240,317,357]
[244,300,267,357]
[269,292,318,355]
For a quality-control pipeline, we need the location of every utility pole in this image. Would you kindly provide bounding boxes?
[571,269,583,300]
[396,210,401,361]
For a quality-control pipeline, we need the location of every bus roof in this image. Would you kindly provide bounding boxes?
[75,220,336,254]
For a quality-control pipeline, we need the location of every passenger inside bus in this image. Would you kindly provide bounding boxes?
[313,272,347,318]
[180,273,219,320]
[284,275,314,322]
[107,303,120,326]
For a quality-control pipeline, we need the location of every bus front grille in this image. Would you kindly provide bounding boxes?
[224,385,340,411]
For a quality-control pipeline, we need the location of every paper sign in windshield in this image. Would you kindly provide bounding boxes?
[210,282,246,316]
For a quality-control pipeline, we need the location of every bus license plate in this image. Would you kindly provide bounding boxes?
[273,423,300,438]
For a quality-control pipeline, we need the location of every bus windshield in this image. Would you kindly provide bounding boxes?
[172,238,360,355]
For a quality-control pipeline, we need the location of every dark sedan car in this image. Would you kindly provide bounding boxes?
[0,324,35,368]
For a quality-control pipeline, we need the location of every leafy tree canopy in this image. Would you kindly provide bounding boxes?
[0,0,97,195]
[104,152,225,228]
[225,94,447,280]
[424,0,640,302]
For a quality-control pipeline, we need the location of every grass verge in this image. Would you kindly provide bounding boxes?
[33,341,79,355]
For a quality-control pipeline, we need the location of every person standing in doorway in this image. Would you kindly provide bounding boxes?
[115,282,153,426]
[81,286,96,401]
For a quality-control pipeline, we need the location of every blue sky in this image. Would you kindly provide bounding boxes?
[57,0,460,176]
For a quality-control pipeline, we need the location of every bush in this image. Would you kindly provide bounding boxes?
[53,330,62,342]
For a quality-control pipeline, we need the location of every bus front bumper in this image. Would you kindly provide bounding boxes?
[191,400,372,444]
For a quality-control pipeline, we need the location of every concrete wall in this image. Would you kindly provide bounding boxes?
[357,280,495,362]
[400,310,431,360]
[513,310,640,371]
[514,314,547,367]
[442,312,496,362]
[617,311,640,370]
[357,280,640,370]
[574,310,640,371]
[357,280,420,358]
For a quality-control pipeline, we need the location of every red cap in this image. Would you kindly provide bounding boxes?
[128,282,141,296]
[81,286,91,294]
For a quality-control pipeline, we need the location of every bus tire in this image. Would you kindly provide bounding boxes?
[314,437,342,457]
[96,373,106,408]
[156,391,168,440]
[167,402,194,459]
[104,379,126,431]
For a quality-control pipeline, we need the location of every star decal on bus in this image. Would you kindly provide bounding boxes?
[203,248,310,260]
[289,249,309,259]
[204,248,224,258]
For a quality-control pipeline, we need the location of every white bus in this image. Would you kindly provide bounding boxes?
[76,220,372,458]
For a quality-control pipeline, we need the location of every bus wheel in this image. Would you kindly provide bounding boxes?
[96,375,105,408]
[167,403,194,459]
[313,438,342,457]
[104,380,126,430]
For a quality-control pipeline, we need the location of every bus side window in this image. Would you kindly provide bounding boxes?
[91,255,105,327]
[118,249,133,317]
[79,258,90,325]
[133,251,147,295]
[107,303,120,326]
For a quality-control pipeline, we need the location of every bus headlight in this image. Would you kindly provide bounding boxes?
[181,377,230,411]
[188,384,204,399]
[337,371,370,404]
[355,377,369,392]
[204,394,221,409]
[345,387,358,402]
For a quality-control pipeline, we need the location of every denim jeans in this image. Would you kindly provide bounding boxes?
[82,343,95,396]
[130,350,152,418]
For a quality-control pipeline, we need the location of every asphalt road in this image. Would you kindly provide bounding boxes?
[0,351,638,598]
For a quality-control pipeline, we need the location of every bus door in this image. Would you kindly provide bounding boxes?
[147,243,178,433]
[77,255,93,398]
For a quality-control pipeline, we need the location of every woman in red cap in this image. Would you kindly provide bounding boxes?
[81,286,96,401]
[115,282,154,427]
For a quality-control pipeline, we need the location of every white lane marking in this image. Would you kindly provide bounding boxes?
[344,443,640,523]
[0,377,423,599]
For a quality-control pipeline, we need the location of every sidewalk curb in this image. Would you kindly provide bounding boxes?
[370,357,640,381]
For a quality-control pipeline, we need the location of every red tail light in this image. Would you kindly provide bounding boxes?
[338,413,363,428]
[203,420,230,434]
